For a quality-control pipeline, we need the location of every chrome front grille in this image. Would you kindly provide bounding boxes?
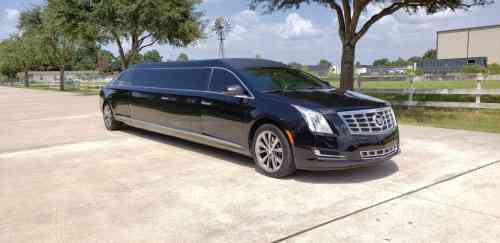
[338,107,397,135]
[360,143,399,160]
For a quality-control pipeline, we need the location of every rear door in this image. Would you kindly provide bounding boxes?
[130,68,210,133]
[155,68,211,133]
[201,68,255,146]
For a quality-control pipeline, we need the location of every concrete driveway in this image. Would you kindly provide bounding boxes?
[1,86,499,242]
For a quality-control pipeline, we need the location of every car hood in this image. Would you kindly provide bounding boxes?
[262,89,390,112]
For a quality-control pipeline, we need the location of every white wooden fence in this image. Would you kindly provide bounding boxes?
[359,79,500,109]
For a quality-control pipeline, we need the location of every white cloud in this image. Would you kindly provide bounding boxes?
[147,9,338,65]
[278,13,320,39]
[5,8,20,21]
[233,9,258,27]
[0,8,20,39]
[106,2,500,66]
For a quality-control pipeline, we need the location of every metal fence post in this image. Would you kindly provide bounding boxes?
[476,75,482,109]
[356,75,362,91]
[408,75,415,108]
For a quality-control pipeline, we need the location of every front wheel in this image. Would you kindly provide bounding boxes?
[103,103,122,131]
[252,124,295,178]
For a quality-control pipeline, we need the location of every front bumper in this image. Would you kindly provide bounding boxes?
[292,128,400,171]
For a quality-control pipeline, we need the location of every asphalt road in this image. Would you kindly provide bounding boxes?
[1,86,499,242]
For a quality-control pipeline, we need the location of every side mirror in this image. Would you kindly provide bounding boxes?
[223,84,245,96]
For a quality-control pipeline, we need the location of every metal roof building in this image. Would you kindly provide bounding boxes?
[437,24,500,65]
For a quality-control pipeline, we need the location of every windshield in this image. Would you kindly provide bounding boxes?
[242,67,332,92]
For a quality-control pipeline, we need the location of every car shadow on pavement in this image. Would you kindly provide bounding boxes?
[292,161,399,184]
[122,127,398,183]
[122,127,255,169]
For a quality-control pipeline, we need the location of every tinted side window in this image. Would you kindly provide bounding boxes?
[210,69,243,93]
[133,68,210,90]
[117,71,133,86]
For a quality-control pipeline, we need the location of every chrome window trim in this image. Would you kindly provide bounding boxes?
[111,85,254,99]
[208,67,255,99]
[119,66,255,99]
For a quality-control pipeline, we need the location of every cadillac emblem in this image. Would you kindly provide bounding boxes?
[374,115,384,127]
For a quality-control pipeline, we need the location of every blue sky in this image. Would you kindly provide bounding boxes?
[1,0,500,66]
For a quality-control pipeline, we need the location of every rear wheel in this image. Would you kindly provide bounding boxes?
[252,124,295,178]
[103,103,122,131]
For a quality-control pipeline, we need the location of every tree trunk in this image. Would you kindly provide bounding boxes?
[59,66,65,91]
[340,44,355,90]
[24,70,30,87]
[112,32,128,70]
[121,56,129,70]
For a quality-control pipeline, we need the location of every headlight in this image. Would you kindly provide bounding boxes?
[292,105,333,134]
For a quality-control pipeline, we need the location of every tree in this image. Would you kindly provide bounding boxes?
[462,64,487,74]
[423,49,437,60]
[393,57,408,67]
[97,49,121,72]
[407,56,422,65]
[177,53,189,62]
[0,39,22,85]
[143,50,163,63]
[319,59,333,68]
[0,35,43,87]
[373,58,390,66]
[19,4,82,91]
[86,0,204,69]
[487,63,500,74]
[251,0,490,90]
[73,45,98,71]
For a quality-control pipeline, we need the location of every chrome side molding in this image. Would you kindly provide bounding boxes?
[115,115,251,157]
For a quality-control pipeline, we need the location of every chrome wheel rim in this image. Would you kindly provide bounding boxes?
[255,131,284,173]
[103,105,112,128]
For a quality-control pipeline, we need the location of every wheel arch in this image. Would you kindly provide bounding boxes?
[247,116,292,151]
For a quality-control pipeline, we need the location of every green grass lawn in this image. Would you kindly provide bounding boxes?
[367,93,500,103]
[328,80,500,89]
[394,107,500,134]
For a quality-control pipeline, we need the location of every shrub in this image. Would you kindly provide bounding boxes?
[487,63,500,74]
[461,64,488,74]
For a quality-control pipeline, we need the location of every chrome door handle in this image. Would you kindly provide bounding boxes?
[161,96,176,101]
[201,101,212,106]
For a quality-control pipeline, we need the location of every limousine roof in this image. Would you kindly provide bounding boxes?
[130,58,287,70]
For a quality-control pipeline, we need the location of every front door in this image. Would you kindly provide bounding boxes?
[110,71,133,117]
[201,68,255,146]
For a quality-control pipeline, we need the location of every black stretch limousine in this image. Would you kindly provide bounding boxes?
[100,59,399,178]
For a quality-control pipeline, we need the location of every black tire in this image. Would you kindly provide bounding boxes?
[102,103,122,131]
[252,124,296,178]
